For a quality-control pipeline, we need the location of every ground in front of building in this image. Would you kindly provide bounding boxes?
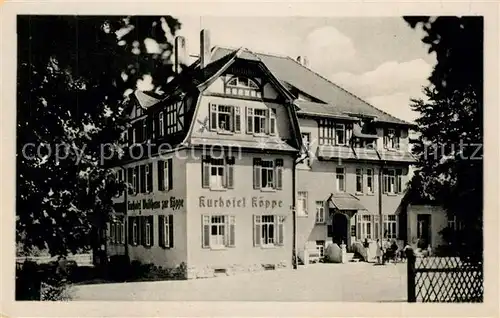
[71,262,407,302]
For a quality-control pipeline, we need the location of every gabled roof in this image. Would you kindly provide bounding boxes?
[211,47,411,126]
[133,90,162,109]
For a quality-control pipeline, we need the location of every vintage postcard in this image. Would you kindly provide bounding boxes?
[1,1,498,317]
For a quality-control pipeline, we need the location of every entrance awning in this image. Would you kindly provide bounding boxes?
[327,193,368,211]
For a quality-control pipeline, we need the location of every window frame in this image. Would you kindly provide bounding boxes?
[355,168,363,193]
[253,158,283,191]
[366,168,374,193]
[260,160,275,190]
[315,201,325,224]
[224,76,262,98]
[383,215,398,239]
[297,191,308,217]
[253,214,285,248]
[261,215,276,246]
[336,167,346,192]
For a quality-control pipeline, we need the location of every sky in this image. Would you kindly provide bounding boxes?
[145,16,437,123]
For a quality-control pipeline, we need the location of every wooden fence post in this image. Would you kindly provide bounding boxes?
[407,248,417,302]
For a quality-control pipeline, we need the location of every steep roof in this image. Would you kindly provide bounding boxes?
[211,47,411,126]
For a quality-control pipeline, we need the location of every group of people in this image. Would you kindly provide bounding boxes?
[363,238,412,264]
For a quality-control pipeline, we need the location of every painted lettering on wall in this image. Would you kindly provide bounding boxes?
[127,197,184,212]
[198,196,284,209]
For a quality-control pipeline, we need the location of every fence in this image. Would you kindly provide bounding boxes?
[407,253,483,302]
[16,253,93,269]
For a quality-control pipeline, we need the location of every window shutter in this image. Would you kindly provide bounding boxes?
[265,109,270,134]
[327,224,333,237]
[127,168,133,194]
[149,215,154,247]
[138,216,144,246]
[253,215,261,247]
[159,215,165,247]
[277,216,284,246]
[210,104,217,131]
[107,222,111,242]
[202,215,210,248]
[168,215,174,248]
[202,157,210,188]
[147,163,153,193]
[270,109,276,135]
[246,107,253,133]
[275,159,283,190]
[253,158,261,189]
[228,216,235,247]
[226,157,234,189]
[139,165,146,193]
[167,158,173,191]
[234,107,241,133]
[128,217,133,244]
[158,160,165,191]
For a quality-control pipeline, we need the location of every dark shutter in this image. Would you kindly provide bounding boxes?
[209,104,217,131]
[159,215,165,247]
[234,107,241,133]
[228,216,235,247]
[226,157,234,189]
[275,159,283,190]
[253,215,261,247]
[147,163,153,193]
[167,158,173,191]
[277,216,284,246]
[246,107,253,133]
[202,157,210,188]
[202,215,210,248]
[127,168,133,194]
[253,158,261,189]
[149,215,154,247]
[135,166,140,194]
[128,217,134,244]
[168,215,174,248]
[128,128,133,145]
[140,165,146,193]
[158,160,164,191]
[327,224,333,237]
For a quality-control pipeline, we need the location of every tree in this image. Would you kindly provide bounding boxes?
[404,16,483,260]
[17,15,181,257]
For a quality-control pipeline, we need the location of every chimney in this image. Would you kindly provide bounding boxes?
[297,56,309,67]
[200,29,211,69]
[174,36,187,74]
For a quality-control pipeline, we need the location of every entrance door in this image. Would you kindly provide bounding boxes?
[332,213,349,245]
[417,214,431,248]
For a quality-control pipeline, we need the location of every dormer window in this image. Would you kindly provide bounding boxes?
[384,128,400,150]
[225,76,262,98]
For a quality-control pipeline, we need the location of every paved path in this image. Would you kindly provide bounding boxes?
[71,262,408,302]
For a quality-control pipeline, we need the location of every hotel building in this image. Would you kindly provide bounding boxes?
[105,30,420,278]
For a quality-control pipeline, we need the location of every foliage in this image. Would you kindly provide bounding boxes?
[17,15,181,257]
[404,17,483,260]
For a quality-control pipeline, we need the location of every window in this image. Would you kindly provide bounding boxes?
[357,215,374,240]
[253,215,284,247]
[201,215,235,249]
[384,128,400,149]
[297,191,308,217]
[253,109,267,134]
[383,169,396,194]
[383,169,403,194]
[110,222,115,243]
[336,168,345,192]
[210,104,241,133]
[315,201,325,224]
[225,76,262,98]
[158,159,173,191]
[202,156,235,189]
[335,124,345,145]
[366,168,374,193]
[316,241,325,258]
[135,106,142,118]
[142,120,147,141]
[253,158,283,190]
[384,215,398,239]
[261,215,275,245]
[246,107,275,135]
[356,168,363,193]
[165,103,179,135]
[261,160,274,189]
[318,120,351,145]
[159,112,164,136]
[159,215,174,248]
[133,167,138,194]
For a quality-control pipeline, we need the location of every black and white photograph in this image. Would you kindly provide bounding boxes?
[2,1,498,316]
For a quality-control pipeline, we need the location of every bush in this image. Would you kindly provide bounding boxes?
[16,259,73,301]
[108,255,131,281]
